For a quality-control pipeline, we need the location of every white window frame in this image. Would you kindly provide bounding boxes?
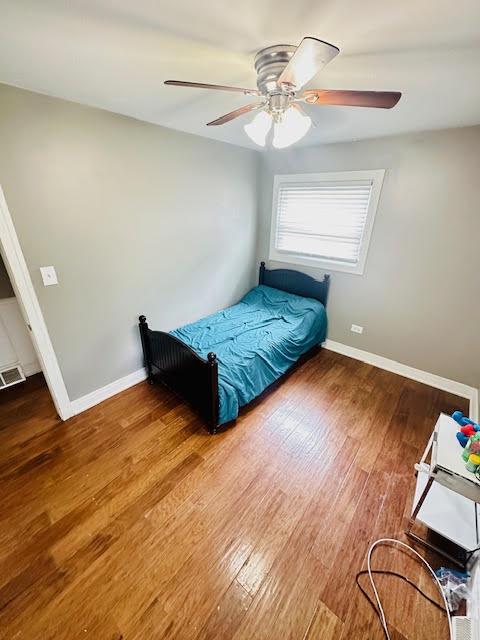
[269,169,385,275]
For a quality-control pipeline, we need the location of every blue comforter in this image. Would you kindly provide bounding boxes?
[170,285,327,425]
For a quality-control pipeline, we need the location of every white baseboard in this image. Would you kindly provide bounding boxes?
[69,343,479,423]
[70,368,147,416]
[23,361,42,377]
[324,339,479,422]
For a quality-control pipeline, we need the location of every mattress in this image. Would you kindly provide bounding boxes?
[170,284,327,425]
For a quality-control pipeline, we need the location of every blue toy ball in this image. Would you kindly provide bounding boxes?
[456,432,469,448]
[452,411,475,427]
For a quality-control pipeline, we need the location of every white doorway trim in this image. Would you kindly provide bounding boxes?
[0,185,72,420]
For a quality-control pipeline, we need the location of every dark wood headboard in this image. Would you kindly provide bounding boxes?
[259,262,330,307]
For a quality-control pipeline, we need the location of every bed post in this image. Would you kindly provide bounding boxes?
[259,261,266,285]
[323,274,331,307]
[139,315,154,384]
[207,352,219,434]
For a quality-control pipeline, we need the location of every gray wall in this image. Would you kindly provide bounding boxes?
[258,126,480,390]
[0,84,259,400]
[1,81,478,404]
[0,254,14,299]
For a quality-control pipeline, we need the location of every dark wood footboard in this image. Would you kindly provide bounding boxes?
[139,316,219,433]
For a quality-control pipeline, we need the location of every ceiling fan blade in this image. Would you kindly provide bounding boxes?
[207,102,265,126]
[302,89,402,109]
[165,80,260,96]
[277,37,339,90]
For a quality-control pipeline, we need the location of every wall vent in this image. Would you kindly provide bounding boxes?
[0,365,25,389]
[453,617,474,640]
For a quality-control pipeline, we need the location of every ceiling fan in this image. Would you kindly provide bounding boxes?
[165,37,401,149]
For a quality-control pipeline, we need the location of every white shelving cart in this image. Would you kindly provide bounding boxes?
[407,413,480,567]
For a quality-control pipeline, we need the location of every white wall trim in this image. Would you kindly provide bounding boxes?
[70,368,147,415]
[23,361,43,377]
[0,295,41,375]
[71,341,479,420]
[0,185,73,419]
[324,339,479,421]
[68,341,479,422]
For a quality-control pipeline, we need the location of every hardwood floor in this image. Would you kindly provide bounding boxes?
[0,353,469,640]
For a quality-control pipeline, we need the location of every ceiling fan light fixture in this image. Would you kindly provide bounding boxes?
[244,110,273,147]
[272,107,311,149]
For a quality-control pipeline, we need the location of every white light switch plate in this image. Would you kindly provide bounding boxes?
[40,266,58,286]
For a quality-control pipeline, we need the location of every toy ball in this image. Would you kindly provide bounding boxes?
[461,425,476,437]
[452,411,475,427]
[456,432,469,448]
[471,440,480,454]
[466,454,480,473]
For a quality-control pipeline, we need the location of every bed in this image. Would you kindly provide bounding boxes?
[139,262,330,433]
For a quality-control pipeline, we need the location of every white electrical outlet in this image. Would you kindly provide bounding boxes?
[351,324,363,334]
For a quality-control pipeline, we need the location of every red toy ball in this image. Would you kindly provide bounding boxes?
[461,425,476,437]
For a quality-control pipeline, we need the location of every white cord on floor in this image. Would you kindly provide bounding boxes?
[366,538,454,640]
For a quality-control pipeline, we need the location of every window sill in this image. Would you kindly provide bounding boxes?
[268,250,366,275]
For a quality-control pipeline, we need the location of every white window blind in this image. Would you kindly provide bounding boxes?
[269,170,384,274]
[275,179,373,266]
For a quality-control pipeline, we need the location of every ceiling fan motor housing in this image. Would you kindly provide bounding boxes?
[254,45,297,96]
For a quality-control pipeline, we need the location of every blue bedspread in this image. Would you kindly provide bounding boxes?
[170,285,327,425]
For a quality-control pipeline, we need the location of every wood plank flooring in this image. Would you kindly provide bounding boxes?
[0,351,469,639]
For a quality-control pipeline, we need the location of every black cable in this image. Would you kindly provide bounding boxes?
[466,545,480,562]
[355,569,446,640]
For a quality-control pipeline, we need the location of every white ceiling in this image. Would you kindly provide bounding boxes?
[1,0,480,150]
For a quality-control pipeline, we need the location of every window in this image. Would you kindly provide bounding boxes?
[269,170,385,274]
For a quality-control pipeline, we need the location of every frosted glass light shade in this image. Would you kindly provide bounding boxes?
[272,107,311,149]
[244,110,273,147]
